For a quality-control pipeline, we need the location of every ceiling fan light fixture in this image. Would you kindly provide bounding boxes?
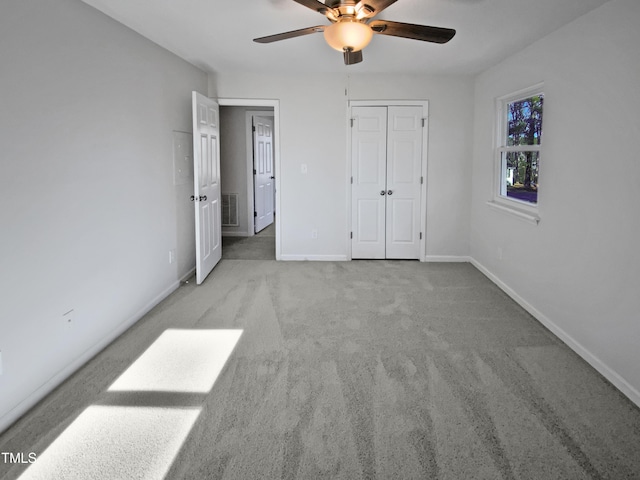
[323,20,373,52]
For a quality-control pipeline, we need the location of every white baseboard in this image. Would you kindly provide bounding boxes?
[222,231,249,237]
[279,255,471,262]
[470,258,640,409]
[179,267,196,283]
[280,254,348,261]
[425,255,472,263]
[0,279,182,434]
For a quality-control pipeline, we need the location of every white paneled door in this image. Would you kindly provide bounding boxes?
[253,116,275,233]
[351,105,424,259]
[351,106,388,259]
[192,92,221,284]
[385,106,423,259]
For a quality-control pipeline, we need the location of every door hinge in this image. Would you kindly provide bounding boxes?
[350,176,353,184]
[252,125,256,132]
[350,232,353,239]
[254,169,257,175]
[254,211,257,217]
[420,232,423,240]
[350,118,354,128]
[421,176,424,184]
[422,118,426,127]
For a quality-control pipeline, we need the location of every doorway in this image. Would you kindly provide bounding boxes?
[218,99,280,260]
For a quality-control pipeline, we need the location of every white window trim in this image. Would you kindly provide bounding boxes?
[490,83,544,224]
[485,200,540,225]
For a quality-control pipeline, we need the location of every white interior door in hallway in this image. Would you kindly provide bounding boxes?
[351,105,425,259]
[253,115,275,233]
[192,91,222,284]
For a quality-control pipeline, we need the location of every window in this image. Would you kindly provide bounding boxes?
[496,85,544,208]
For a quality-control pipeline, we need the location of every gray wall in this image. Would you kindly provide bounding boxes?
[0,0,207,431]
[212,73,474,259]
[470,0,640,404]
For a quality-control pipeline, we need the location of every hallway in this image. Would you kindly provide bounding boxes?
[221,222,275,260]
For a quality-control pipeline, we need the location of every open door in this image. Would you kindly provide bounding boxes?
[192,92,222,284]
[253,115,275,233]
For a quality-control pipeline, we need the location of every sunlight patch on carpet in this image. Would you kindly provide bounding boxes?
[109,329,243,394]
[18,406,200,480]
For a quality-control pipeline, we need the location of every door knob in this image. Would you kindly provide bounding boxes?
[380,190,386,196]
[190,195,195,202]
[387,190,393,195]
[199,195,207,201]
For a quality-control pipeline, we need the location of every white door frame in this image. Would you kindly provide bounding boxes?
[347,100,429,262]
[219,98,281,260]
[245,110,275,236]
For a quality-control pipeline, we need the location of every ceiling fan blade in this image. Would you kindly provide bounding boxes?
[253,25,325,43]
[343,49,363,65]
[369,20,456,44]
[292,0,331,14]
[355,0,397,18]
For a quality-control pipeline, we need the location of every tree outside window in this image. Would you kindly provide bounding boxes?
[497,88,544,206]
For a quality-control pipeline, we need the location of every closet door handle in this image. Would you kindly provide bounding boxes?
[380,190,386,196]
[387,190,393,195]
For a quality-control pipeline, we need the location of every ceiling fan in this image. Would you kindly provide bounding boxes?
[253,0,456,65]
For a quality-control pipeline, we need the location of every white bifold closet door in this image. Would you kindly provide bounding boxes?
[351,105,423,259]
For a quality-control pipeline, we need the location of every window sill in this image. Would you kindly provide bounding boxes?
[486,201,540,225]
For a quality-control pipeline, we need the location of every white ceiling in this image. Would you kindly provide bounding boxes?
[82,0,610,75]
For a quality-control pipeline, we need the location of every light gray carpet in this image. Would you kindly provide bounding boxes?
[222,223,275,260]
[2,260,640,479]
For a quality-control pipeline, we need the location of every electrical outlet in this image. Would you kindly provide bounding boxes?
[63,309,75,328]
[301,164,308,174]
[311,229,318,239]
